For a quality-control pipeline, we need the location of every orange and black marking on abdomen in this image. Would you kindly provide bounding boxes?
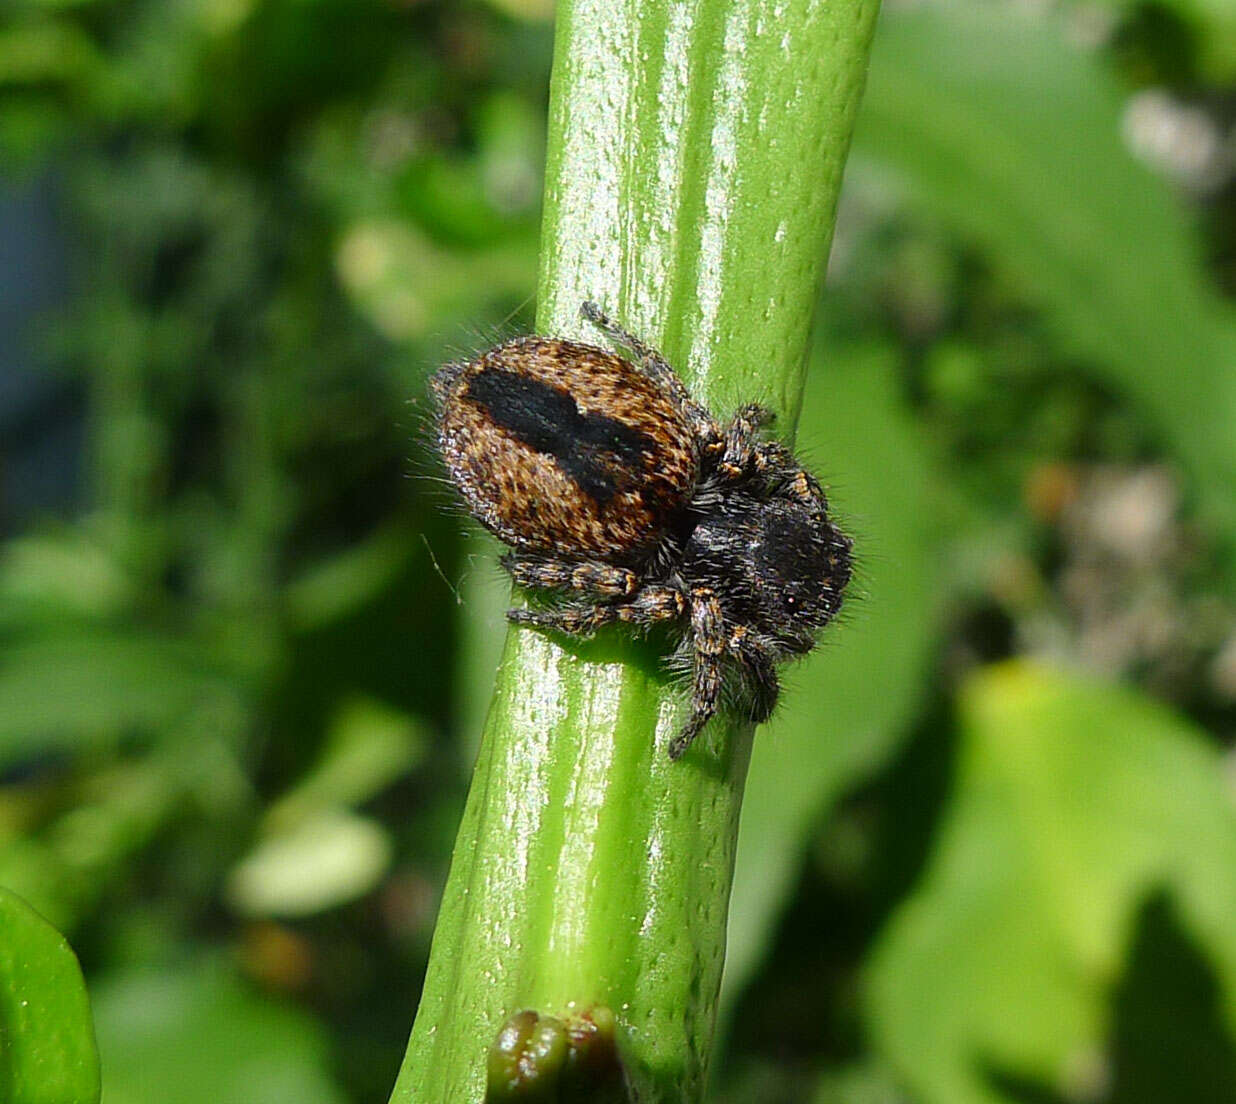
[433,337,699,560]
[463,367,656,505]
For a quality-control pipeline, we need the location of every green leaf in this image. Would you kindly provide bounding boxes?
[0,888,100,1104]
[333,220,535,342]
[284,524,416,632]
[0,18,101,85]
[225,809,393,919]
[812,1062,904,1104]
[1078,0,1236,80]
[0,531,134,626]
[91,958,346,1104]
[868,662,1236,1104]
[0,633,235,770]
[263,695,429,829]
[393,0,883,1099]
[0,733,249,936]
[722,342,950,1014]
[853,2,1236,542]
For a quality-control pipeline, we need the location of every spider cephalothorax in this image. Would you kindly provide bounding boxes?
[432,302,852,760]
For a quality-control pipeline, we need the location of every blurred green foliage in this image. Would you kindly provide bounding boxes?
[1,0,1235,1102]
[871,662,1236,1104]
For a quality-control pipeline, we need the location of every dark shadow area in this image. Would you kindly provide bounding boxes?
[1107,889,1236,1103]
[0,172,81,532]
[986,888,1236,1104]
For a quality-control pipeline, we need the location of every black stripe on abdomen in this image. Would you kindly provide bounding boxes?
[464,368,656,505]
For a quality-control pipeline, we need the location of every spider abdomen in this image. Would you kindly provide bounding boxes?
[433,336,698,562]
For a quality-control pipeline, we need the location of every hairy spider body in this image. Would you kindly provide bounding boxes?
[433,336,698,562]
[431,302,852,760]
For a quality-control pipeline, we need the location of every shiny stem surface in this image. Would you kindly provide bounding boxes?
[392,0,880,1098]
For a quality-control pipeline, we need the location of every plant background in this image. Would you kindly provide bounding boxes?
[3,0,1236,1101]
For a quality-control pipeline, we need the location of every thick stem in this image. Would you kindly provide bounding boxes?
[392,0,880,1099]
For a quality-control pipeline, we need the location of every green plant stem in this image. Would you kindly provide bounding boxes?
[391,0,880,1098]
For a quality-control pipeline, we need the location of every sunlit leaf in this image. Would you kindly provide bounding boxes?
[0,532,133,626]
[264,695,428,830]
[0,19,100,84]
[868,662,1236,1104]
[333,220,534,342]
[226,809,392,919]
[0,887,99,1104]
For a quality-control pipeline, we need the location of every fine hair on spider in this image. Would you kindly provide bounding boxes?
[431,300,853,760]
[408,303,542,539]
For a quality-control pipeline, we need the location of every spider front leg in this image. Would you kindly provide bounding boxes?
[716,403,806,485]
[580,301,719,446]
[668,589,727,760]
[718,403,775,474]
[778,468,829,514]
[718,407,830,513]
[730,628,781,724]
[508,584,686,637]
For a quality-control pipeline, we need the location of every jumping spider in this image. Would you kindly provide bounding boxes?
[432,301,852,759]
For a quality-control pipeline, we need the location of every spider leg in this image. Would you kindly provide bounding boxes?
[717,403,777,478]
[507,605,621,636]
[579,301,719,446]
[780,468,828,511]
[668,589,727,760]
[730,628,781,724]
[716,406,828,495]
[502,554,637,599]
[713,405,831,512]
[579,301,684,396]
[508,585,686,637]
